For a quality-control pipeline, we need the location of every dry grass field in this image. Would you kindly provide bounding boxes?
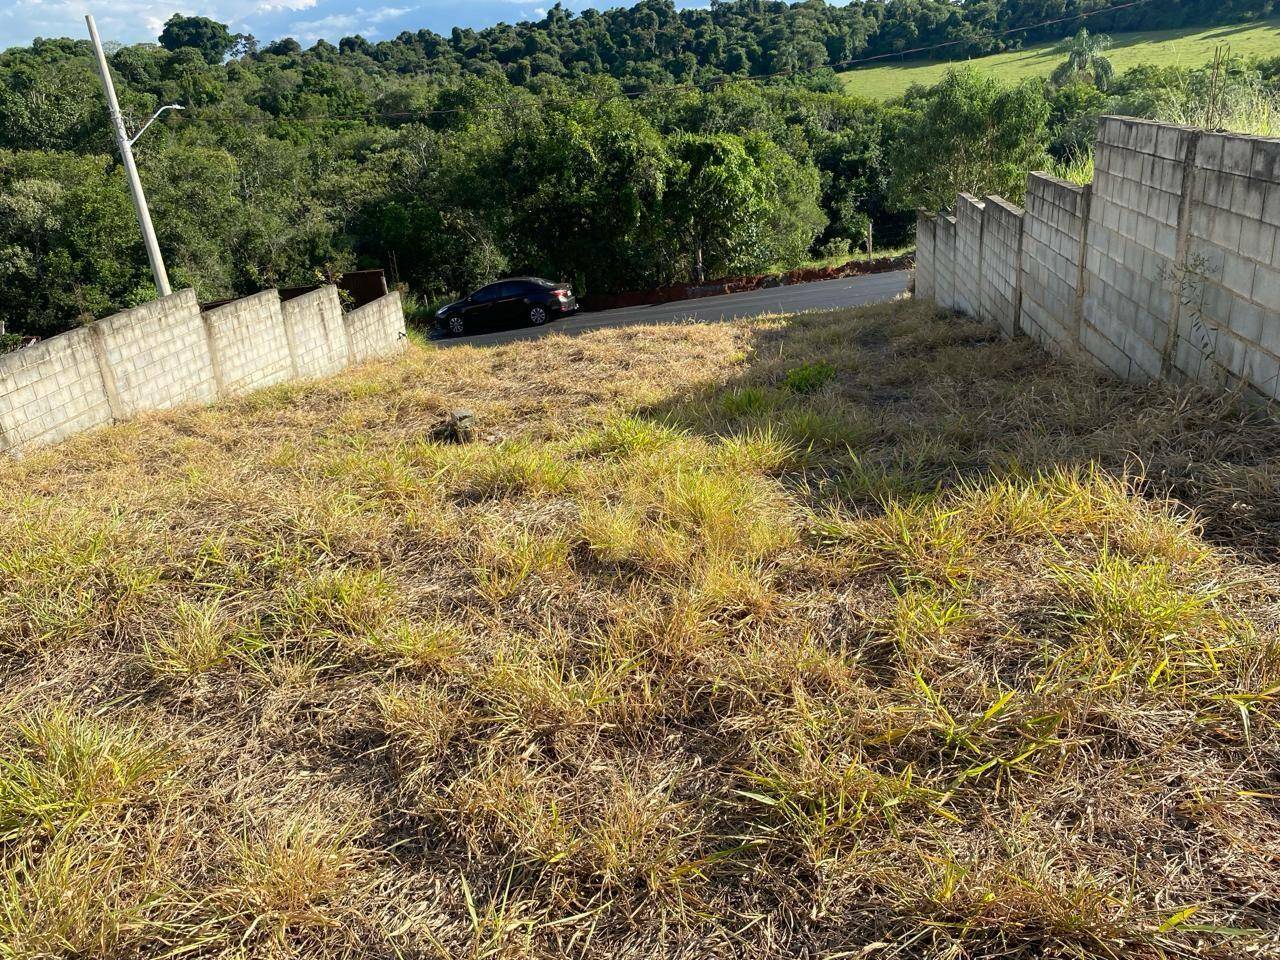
[2,297,1280,959]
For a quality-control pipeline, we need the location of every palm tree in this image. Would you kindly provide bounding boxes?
[1051,28,1115,92]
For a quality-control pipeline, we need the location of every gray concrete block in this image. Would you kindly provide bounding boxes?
[92,289,216,419]
[1252,265,1280,307]
[203,290,294,397]
[1239,220,1277,265]
[1232,175,1268,215]
[1196,133,1227,172]
[0,326,114,454]
[282,285,351,379]
[1252,138,1280,183]
[934,216,958,311]
[1261,313,1280,362]
[1263,184,1280,228]
[1255,302,1280,358]
[1222,254,1258,299]
[1227,296,1264,345]
[1244,346,1280,398]
[345,291,408,363]
[1223,137,1256,177]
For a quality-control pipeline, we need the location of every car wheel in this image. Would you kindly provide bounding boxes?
[447,315,466,336]
[529,306,548,326]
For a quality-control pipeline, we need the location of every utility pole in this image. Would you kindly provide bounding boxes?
[86,14,176,297]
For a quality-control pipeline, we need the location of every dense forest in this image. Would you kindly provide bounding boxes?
[3,0,1279,337]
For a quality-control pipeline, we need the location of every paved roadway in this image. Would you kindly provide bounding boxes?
[435,270,911,347]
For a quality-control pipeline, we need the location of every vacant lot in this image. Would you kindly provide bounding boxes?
[840,18,1280,100]
[3,298,1279,959]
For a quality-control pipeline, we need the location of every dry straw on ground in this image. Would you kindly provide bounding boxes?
[1,299,1278,959]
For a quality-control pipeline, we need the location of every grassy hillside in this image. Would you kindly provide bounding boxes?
[841,17,1280,99]
[3,301,1280,957]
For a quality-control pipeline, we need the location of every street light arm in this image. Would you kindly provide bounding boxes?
[127,104,184,147]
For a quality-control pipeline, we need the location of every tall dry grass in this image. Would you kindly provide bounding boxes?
[1,298,1279,958]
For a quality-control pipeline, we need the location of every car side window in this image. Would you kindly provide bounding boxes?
[471,284,500,303]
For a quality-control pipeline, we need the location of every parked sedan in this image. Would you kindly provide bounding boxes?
[435,277,577,336]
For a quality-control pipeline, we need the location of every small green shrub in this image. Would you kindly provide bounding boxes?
[784,362,836,394]
[719,386,778,418]
[818,237,852,259]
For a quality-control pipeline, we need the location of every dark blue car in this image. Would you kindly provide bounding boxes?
[435,277,578,336]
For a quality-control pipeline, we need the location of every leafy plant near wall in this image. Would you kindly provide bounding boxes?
[1050,151,1096,185]
[888,68,1052,208]
[1042,47,1280,192]
[1155,46,1280,134]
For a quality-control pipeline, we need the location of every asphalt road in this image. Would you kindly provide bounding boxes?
[435,270,911,347]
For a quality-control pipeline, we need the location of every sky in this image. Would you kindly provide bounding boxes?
[4,0,708,51]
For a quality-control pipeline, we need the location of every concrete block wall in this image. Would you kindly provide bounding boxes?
[979,196,1024,338]
[0,284,407,457]
[345,291,408,363]
[1021,174,1090,355]
[1081,117,1198,381]
[915,211,936,301]
[934,215,958,312]
[203,290,296,397]
[954,194,986,318]
[283,286,350,379]
[912,114,1280,409]
[0,327,114,455]
[93,289,219,420]
[1178,132,1280,399]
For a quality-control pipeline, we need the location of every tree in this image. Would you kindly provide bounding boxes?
[0,151,153,334]
[1046,80,1109,159]
[160,48,227,106]
[665,132,821,283]
[888,68,1051,209]
[0,49,103,152]
[1051,28,1116,92]
[263,38,303,57]
[159,14,237,64]
[5,0,1259,338]
[498,98,672,292]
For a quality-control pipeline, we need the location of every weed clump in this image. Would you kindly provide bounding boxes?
[783,361,836,393]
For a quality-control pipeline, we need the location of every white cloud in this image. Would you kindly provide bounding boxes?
[10,0,278,44]
[289,11,358,39]
[371,6,412,22]
[257,0,318,11]
[287,5,414,40]
[2,0,401,46]
[2,0,628,50]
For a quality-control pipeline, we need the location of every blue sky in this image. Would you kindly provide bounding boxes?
[5,0,710,50]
